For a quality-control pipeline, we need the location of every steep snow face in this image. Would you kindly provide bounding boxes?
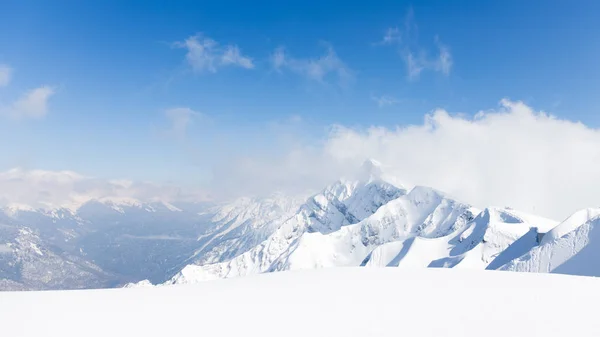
[451,207,556,269]
[303,179,406,234]
[279,186,477,271]
[500,208,600,277]
[4,268,600,337]
[362,207,556,271]
[209,193,302,231]
[167,178,406,284]
[169,191,555,284]
[178,193,306,267]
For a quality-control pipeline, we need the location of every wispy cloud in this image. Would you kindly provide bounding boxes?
[3,86,55,120]
[379,8,453,80]
[371,94,400,107]
[375,27,402,45]
[270,45,353,86]
[434,37,453,76]
[221,45,254,69]
[405,52,425,80]
[165,107,202,140]
[0,167,209,210]
[0,64,12,87]
[174,34,254,73]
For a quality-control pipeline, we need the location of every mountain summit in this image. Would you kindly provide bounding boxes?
[359,158,384,182]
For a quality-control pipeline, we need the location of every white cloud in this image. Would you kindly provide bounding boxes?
[271,47,287,70]
[165,107,201,140]
[401,40,452,80]
[406,52,425,80]
[0,168,208,211]
[270,45,352,85]
[221,45,254,69]
[4,86,55,119]
[434,38,453,76]
[211,99,600,220]
[380,9,453,79]
[377,27,402,45]
[174,34,254,73]
[0,64,12,87]
[371,94,399,107]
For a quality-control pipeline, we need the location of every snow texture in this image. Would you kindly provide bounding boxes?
[501,208,600,276]
[2,268,600,337]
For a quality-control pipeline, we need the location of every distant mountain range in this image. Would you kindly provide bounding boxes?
[1,159,599,290]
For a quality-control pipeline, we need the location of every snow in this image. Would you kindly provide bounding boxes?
[167,189,561,285]
[29,242,43,256]
[364,236,452,268]
[2,268,600,337]
[540,208,600,244]
[1,157,598,292]
[3,203,37,217]
[501,208,600,277]
[0,243,12,253]
[360,206,556,271]
[123,279,153,288]
[160,201,183,212]
[96,197,144,213]
[167,177,405,283]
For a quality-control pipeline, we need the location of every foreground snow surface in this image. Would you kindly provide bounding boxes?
[2,268,600,337]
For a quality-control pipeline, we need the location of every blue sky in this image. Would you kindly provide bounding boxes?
[1,0,599,187]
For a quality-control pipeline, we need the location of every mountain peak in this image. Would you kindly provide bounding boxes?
[360,158,383,182]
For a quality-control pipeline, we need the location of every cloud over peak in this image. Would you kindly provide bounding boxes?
[211,99,600,220]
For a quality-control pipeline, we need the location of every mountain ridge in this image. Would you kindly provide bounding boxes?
[1,159,599,290]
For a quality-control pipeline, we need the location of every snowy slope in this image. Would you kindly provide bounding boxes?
[0,194,306,289]
[167,167,406,283]
[2,268,600,337]
[276,185,477,270]
[291,200,556,272]
[501,208,600,276]
[182,193,305,265]
[449,207,556,270]
[168,185,562,285]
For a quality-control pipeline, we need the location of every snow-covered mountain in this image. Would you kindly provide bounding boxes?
[363,207,557,270]
[165,185,560,284]
[2,158,600,290]
[0,222,114,290]
[164,160,577,286]
[0,192,307,289]
[500,208,600,276]
[166,161,406,284]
